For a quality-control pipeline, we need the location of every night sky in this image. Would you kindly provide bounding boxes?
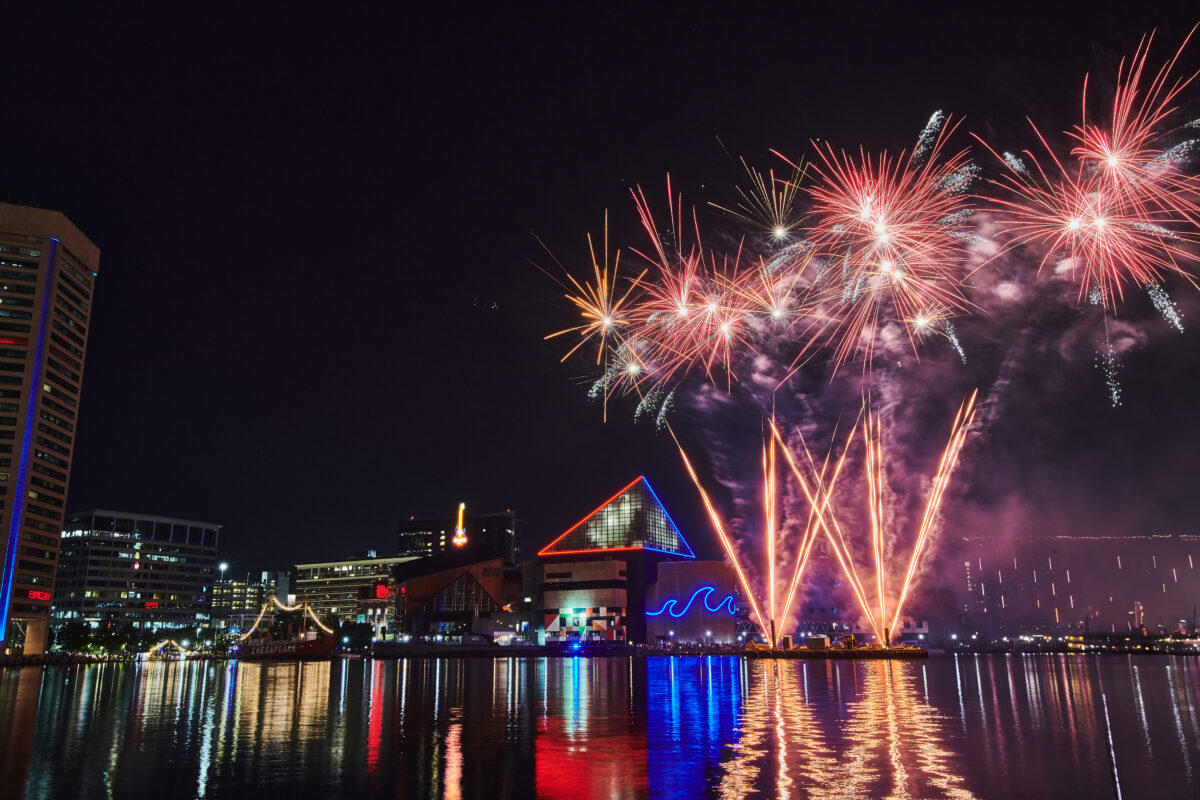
[2,5,1199,574]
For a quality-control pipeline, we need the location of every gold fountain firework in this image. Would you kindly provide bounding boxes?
[675,392,976,647]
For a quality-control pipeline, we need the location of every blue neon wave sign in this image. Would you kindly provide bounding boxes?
[647,586,736,618]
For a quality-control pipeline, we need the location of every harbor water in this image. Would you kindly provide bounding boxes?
[1,654,1198,798]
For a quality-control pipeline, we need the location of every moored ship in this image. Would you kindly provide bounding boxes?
[229,598,336,660]
[230,631,336,659]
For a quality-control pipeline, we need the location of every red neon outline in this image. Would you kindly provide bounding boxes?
[541,545,647,557]
[538,476,646,557]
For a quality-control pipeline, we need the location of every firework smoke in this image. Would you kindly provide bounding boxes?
[541,27,1200,640]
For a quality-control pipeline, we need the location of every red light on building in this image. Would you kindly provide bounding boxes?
[27,590,51,601]
[375,584,389,600]
[144,600,159,609]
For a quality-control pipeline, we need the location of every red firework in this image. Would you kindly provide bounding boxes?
[794,117,977,372]
[980,27,1200,309]
[626,180,766,390]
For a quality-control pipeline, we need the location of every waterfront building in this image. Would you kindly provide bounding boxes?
[645,560,741,644]
[398,507,519,565]
[293,552,418,635]
[537,476,695,644]
[52,510,220,632]
[0,204,100,655]
[392,555,528,640]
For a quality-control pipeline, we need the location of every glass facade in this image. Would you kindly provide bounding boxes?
[540,477,694,558]
[424,572,500,615]
[52,510,219,630]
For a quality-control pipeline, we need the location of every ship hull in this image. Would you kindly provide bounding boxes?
[231,636,336,660]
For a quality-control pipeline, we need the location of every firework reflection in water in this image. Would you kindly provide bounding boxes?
[718,661,976,800]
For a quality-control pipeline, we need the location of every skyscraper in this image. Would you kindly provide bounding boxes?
[0,204,99,655]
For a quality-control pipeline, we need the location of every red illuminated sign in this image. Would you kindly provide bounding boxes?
[374,584,389,599]
[27,590,51,601]
[144,600,159,609]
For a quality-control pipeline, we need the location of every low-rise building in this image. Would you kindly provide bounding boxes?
[392,556,520,638]
[293,552,418,636]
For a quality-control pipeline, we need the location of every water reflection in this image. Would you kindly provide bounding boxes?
[536,657,646,800]
[646,659,974,799]
[646,657,742,797]
[0,655,1197,798]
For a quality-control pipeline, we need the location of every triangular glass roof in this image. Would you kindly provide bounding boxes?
[539,476,695,558]
[424,571,501,614]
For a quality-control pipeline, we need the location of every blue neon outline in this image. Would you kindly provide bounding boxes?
[647,585,736,618]
[640,477,696,558]
[0,238,58,643]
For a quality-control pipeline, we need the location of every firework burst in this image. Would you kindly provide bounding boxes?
[542,213,646,420]
[978,26,1200,311]
[539,24,1200,647]
[791,113,979,372]
[627,180,779,392]
[709,154,807,244]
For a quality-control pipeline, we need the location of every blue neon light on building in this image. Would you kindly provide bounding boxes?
[647,586,737,618]
[0,238,59,644]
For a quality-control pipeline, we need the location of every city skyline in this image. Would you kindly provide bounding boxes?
[0,5,1198,580]
[4,8,1200,798]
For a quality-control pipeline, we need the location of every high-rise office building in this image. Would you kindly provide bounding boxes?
[53,510,220,632]
[0,204,99,655]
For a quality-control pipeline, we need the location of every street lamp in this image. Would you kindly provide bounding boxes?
[218,562,228,582]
